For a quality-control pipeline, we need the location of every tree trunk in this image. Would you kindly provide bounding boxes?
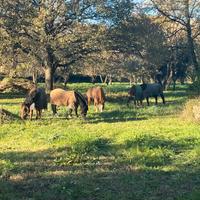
[99,75,104,83]
[91,76,95,84]
[129,76,133,86]
[45,66,53,93]
[64,77,68,89]
[104,75,108,85]
[32,71,37,85]
[185,2,199,79]
[186,26,199,72]
[108,76,112,85]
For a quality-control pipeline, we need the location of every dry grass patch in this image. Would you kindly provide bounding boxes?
[181,98,200,123]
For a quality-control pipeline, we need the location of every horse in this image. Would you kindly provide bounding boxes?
[20,87,48,120]
[50,88,88,118]
[86,86,105,112]
[128,83,165,106]
[127,85,143,106]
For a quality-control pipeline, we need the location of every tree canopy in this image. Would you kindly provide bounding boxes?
[0,0,200,90]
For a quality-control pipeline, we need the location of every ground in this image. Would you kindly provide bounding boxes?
[0,83,200,200]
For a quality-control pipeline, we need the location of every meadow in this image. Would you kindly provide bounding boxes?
[0,83,200,200]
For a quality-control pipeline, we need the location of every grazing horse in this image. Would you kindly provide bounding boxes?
[127,85,143,106]
[20,87,47,120]
[128,83,165,106]
[50,88,88,118]
[86,86,105,112]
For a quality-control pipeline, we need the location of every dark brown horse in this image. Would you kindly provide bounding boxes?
[20,87,47,120]
[86,86,105,112]
[50,88,88,118]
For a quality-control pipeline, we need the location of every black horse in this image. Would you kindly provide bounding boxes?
[20,87,48,120]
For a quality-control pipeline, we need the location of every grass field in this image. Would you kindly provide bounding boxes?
[0,83,200,200]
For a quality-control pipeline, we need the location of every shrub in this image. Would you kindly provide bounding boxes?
[181,98,200,123]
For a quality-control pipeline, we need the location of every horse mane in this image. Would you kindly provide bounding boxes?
[24,88,37,106]
[99,87,105,102]
[74,91,88,112]
[140,83,147,91]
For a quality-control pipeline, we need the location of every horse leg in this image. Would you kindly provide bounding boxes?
[160,93,165,104]
[94,100,98,112]
[127,96,132,105]
[30,109,33,120]
[51,104,57,115]
[154,96,158,105]
[146,97,150,106]
[68,108,73,118]
[134,99,137,107]
[140,100,143,106]
[74,106,78,117]
[88,97,91,106]
[99,104,103,112]
[39,109,42,119]
[102,102,105,110]
[36,109,39,120]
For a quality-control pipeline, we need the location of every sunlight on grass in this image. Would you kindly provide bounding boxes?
[0,83,200,200]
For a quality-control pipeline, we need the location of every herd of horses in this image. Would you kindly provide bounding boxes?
[20,83,165,120]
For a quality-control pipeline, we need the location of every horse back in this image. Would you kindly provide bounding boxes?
[50,88,76,106]
[143,83,163,97]
[97,87,105,104]
[89,86,105,104]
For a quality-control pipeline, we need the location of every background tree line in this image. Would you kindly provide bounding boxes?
[0,0,199,92]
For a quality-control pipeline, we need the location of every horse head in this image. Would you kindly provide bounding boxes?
[128,85,136,96]
[20,103,30,119]
[75,91,88,118]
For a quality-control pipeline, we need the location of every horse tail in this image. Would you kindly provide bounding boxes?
[74,91,88,113]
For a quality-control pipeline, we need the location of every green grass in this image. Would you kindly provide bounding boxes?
[0,83,200,200]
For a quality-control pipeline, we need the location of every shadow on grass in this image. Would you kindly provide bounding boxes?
[0,102,21,106]
[106,95,128,105]
[88,109,146,123]
[0,136,200,200]
[0,93,25,100]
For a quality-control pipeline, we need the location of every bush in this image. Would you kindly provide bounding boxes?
[181,98,200,123]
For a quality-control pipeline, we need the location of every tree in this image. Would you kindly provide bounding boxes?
[149,0,200,82]
[107,14,169,83]
[0,0,105,91]
[1,0,138,92]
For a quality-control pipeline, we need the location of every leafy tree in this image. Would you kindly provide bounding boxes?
[107,14,169,82]
[149,0,200,83]
[1,0,138,91]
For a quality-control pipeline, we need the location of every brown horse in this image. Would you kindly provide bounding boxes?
[50,88,88,118]
[20,87,47,120]
[86,86,105,112]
